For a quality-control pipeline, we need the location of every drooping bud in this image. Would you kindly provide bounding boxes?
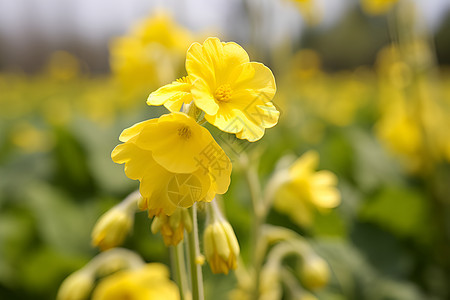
[203,199,240,274]
[91,192,139,251]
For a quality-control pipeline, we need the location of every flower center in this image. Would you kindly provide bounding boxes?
[215,84,232,102]
[176,76,190,84]
[178,126,192,139]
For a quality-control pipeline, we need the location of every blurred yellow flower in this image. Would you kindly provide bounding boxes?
[291,0,321,25]
[11,122,53,152]
[361,0,398,15]
[186,37,278,141]
[45,51,81,81]
[92,263,179,300]
[375,43,450,173]
[110,12,192,99]
[112,112,231,216]
[375,98,423,170]
[274,151,340,227]
[151,207,192,246]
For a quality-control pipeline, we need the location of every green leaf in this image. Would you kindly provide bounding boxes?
[359,185,431,242]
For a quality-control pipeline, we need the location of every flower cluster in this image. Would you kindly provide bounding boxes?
[110,12,192,100]
[112,112,232,217]
[112,37,279,219]
[109,37,278,281]
[375,43,450,174]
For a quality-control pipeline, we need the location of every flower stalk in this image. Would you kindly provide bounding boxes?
[187,204,204,300]
[173,243,190,300]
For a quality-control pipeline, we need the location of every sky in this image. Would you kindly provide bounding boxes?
[0,0,449,41]
[0,0,449,70]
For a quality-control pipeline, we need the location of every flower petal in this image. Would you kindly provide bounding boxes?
[290,150,319,178]
[118,119,157,142]
[147,80,192,113]
[231,62,276,99]
[312,187,341,209]
[135,113,216,173]
[111,141,153,180]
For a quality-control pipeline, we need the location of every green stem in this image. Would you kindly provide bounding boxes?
[242,155,264,300]
[173,243,190,300]
[187,204,204,300]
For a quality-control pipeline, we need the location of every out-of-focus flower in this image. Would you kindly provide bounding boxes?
[361,0,399,15]
[274,151,340,227]
[112,112,231,216]
[375,43,450,173]
[57,270,93,300]
[92,263,179,300]
[375,98,423,170]
[11,122,53,152]
[45,51,81,81]
[291,49,322,80]
[185,37,278,142]
[203,201,240,274]
[77,78,119,126]
[151,207,192,246]
[110,12,192,100]
[290,0,321,25]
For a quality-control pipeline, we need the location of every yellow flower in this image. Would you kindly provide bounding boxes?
[151,207,192,246]
[274,151,340,227]
[203,202,240,274]
[112,112,231,216]
[110,12,192,99]
[148,37,278,142]
[188,37,278,141]
[92,263,179,300]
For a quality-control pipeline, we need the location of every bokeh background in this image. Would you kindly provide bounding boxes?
[1,0,450,299]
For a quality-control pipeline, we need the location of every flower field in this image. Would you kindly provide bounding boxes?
[1,1,450,299]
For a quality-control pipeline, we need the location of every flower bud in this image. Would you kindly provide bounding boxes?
[91,207,134,251]
[204,218,240,274]
[299,255,330,290]
[151,208,192,246]
[57,271,93,300]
